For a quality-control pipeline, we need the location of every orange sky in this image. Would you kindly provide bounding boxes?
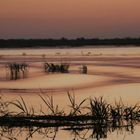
[0,0,140,38]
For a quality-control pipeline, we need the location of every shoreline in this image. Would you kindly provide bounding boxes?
[0,45,140,49]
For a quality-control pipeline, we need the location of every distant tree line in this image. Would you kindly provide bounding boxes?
[0,38,140,48]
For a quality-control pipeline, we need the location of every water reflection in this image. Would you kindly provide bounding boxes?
[65,121,135,140]
[0,127,58,140]
[0,120,137,140]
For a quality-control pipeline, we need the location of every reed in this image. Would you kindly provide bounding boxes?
[10,96,30,116]
[110,99,124,122]
[6,63,28,80]
[44,62,69,73]
[0,95,140,129]
[67,92,87,116]
[89,97,110,124]
[39,94,65,116]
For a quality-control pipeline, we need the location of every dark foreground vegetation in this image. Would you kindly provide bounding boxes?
[0,38,140,48]
[0,93,140,139]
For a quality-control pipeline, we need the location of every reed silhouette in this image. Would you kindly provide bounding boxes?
[6,63,28,80]
[0,94,139,140]
[44,63,69,73]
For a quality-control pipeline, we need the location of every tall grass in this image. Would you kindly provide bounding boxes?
[10,96,34,116]
[0,95,140,129]
[39,94,65,116]
[89,97,110,123]
[67,92,87,116]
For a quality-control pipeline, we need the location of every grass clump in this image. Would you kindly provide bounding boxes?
[89,97,110,123]
[0,95,140,130]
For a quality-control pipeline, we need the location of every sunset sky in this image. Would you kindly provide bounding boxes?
[0,0,140,39]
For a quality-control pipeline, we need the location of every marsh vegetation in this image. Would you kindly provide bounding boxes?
[6,63,28,80]
[0,94,140,140]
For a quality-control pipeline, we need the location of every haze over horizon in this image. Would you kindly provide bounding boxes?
[0,0,140,39]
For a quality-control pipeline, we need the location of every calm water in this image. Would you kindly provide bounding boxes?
[0,46,140,140]
[0,46,140,56]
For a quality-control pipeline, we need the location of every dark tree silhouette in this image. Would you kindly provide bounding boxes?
[0,38,140,48]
